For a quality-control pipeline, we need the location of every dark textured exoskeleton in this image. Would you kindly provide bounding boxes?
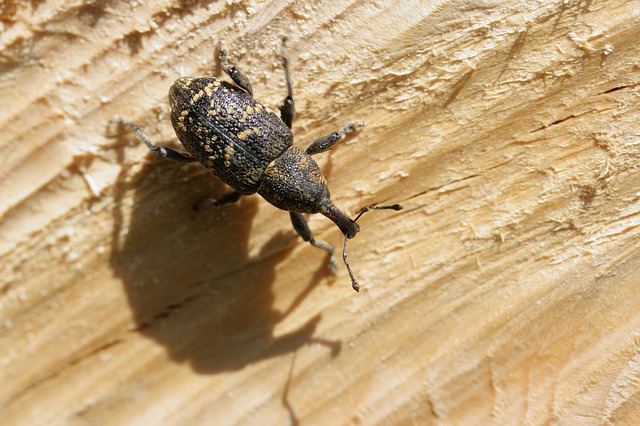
[120,38,401,291]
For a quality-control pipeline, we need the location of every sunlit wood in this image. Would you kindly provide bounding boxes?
[2,1,640,424]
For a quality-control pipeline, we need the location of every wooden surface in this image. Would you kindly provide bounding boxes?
[2,0,640,424]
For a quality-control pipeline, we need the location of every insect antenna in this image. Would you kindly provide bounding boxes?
[343,204,403,292]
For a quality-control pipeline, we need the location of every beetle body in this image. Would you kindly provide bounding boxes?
[120,39,401,291]
[169,76,357,236]
[170,77,291,195]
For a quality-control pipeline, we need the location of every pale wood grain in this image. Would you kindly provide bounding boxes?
[2,0,640,424]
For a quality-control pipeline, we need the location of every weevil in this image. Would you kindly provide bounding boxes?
[119,38,401,291]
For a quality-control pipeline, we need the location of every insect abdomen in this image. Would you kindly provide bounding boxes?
[169,77,292,194]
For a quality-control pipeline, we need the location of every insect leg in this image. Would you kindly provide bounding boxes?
[218,40,253,96]
[305,123,364,156]
[279,37,295,129]
[119,120,196,163]
[193,191,242,211]
[289,212,337,273]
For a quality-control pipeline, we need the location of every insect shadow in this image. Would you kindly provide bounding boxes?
[109,144,340,374]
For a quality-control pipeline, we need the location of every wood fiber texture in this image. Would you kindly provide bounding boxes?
[2,0,640,424]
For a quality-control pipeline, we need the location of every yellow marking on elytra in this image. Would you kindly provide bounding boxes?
[208,104,223,116]
[223,145,235,167]
[237,129,254,140]
[179,77,193,87]
[240,105,255,122]
[204,83,214,97]
[192,90,204,103]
